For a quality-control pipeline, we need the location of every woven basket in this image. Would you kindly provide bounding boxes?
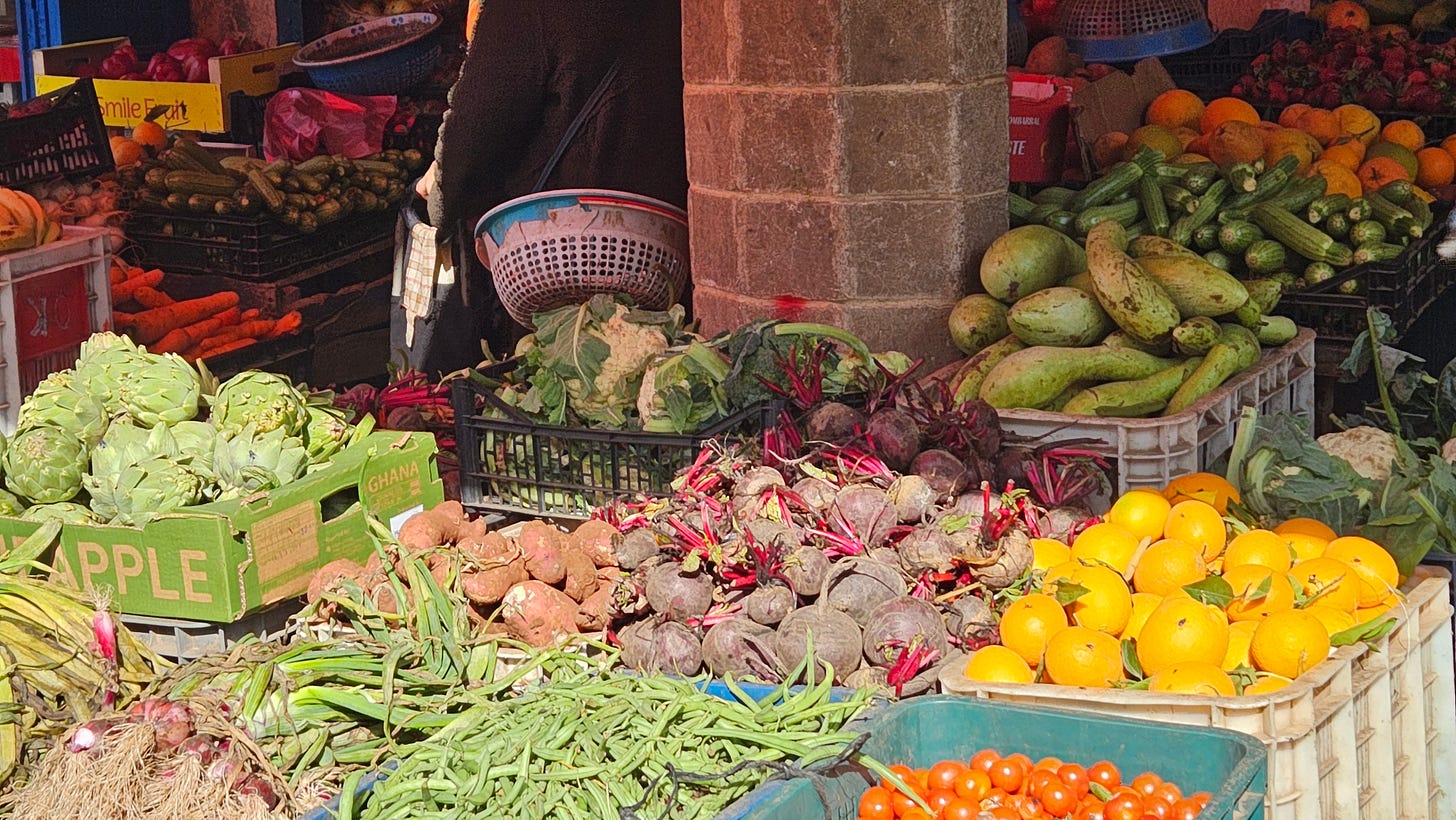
[294,13,442,96]
[475,190,690,326]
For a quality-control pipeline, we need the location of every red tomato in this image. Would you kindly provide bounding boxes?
[928,789,958,815]
[1142,796,1174,819]
[883,764,915,793]
[1028,769,1059,798]
[901,809,934,820]
[1036,756,1064,772]
[944,797,980,820]
[991,759,1027,794]
[1152,782,1183,805]
[1169,797,1204,820]
[1042,783,1079,815]
[1104,792,1145,820]
[987,808,1020,820]
[889,790,919,817]
[1089,762,1122,791]
[971,749,1001,773]
[1131,773,1162,799]
[1078,796,1108,820]
[857,786,894,820]
[1014,795,1045,819]
[954,769,992,802]
[1006,753,1035,772]
[911,769,931,796]
[982,787,1011,807]
[1189,792,1212,808]
[1058,763,1090,798]
[930,760,969,792]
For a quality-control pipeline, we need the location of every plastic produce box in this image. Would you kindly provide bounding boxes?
[0,77,112,188]
[125,210,395,282]
[941,566,1456,820]
[0,432,443,622]
[1159,11,1320,100]
[995,328,1315,501]
[0,225,113,435]
[119,598,302,663]
[32,38,298,133]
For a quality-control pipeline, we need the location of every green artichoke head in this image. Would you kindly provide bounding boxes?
[20,501,100,525]
[3,426,86,504]
[119,352,202,428]
[170,420,219,478]
[303,402,352,465]
[86,456,204,526]
[74,332,148,416]
[210,372,308,436]
[0,488,26,518]
[17,370,109,449]
[212,424,310,499]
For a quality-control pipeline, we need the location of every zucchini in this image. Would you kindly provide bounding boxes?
[1029,203,1062,225]
[1354,242,1405,264]
[1303,262,1337,288]
[1044,210,1077,236]
[163,192,189,212]
[354,158,404,179]
[185,193,225,214]
[1068,161,1146,212]
[212,198,237,216]
[1378,180,1414,206]
[1337,278,1362,295]
[1218,220,1264,254]
[1124,220,1150,240]
[1250,203,1354,266]
[1139,175,1170,237]
[1162,183,1197,214]
[1183,164,1220,196]
[1203,249,1235,271]
[1244,239,1289,274]
[1154,164,1192,180]
[1324,211,1351,238]
[1367,191,1421,238]
[1217,208,1250,224]
[143,167,170,195]
[298,173,327,195]
[1348,220,1388,246]
[246,169,286,213]
[1227,155,1299,209]
[1307,194,1352,224]
[314,200,344,223]
[1192,223,1222,251]
[295,155,337,175]
[1032,187,1077,206]
[1075,200,1141,235]
[1346,197,1372,223]
[1226,163,1259,193]
[1009,192,1036,224]
[163,170,239,197]
[1170,179,1229,247]
[171,139,227,175]
[1407,195,1434,231]
[1264,176,1327,213]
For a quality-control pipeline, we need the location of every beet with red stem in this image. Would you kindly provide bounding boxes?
[972,529,1034,591]
[820,557,907,622]
[803,401,868,446]
[862,596,950,668]
[897,526,959,575]
[887,475,939,524]
[644,563,714,623]
[909,450,970,499]
[864,408,922,472]
[774,604,864,682]
[830,485,898,548]
[619,618,704,675]
[791,477,839,513]
[780,544,831,598]
[943,594,998,647]
[743,583,796,626]
[702,617,783,680]
[615,528,661,571]
[733,466,786,500]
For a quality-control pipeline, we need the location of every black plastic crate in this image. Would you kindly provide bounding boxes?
[0,79,113,188]
[1160,11,1321,101]
[452,362,772,519]
[126,209,394,281]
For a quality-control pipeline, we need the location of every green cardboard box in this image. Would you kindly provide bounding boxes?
[0,432,444,622]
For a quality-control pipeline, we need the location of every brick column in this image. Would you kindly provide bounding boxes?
[683,0,1008,366]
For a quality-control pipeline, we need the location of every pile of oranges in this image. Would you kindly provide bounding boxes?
[962,472,1405,696]
[855,750,1210,820]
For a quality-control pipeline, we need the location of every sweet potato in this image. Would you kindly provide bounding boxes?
[518,521,567,585]
[462,559,529,606]
[1025,36,1075,77]
[459,530,520,567]
[499,580,580,647]
[398,501,466,552]
[576,585,614,631]
[307,559,366,604]
[427,553,455,589]
[561,548,599,603]
[456,516,492,544]
[568,519,619,568]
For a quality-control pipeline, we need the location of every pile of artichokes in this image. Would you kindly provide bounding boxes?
[0,333,371,526]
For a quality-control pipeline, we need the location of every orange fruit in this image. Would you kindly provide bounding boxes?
[1148,662,1236,696]
[1320,137,1367,172]
[1172,126,1201,149]
[1326,0,1371,30]
[999,594,1069,666]
[1367,140,1420,177]
[1222,620,1259,670]
[1274,518,1338,541]
[1306,159,1364,198]
[109,135,144,167]
[1356,593,1404,625]
[131,120,167,151]
[1283,533,1329,563]
[1222,564,1296,621]
[1441,133,1456,164]
[1044,626,1124,688]
[1381,119,1426,152]
[1305,605,1356,636]
[1146,90,1206,131]
[1162,472,1240,515]
[1243,674,1292,695]
[1071,522,1143,575]
[1125,124,1187,162]
[1092,132,1131,170]
[1278,103,1313,128]
[1163,500,1228,562]
[1358,156,1410,193]
[1200,97,1260,135]
[1031,538,1072,572]
[1132,538,1208,597]
[1251,610,1332,679]
[1416,147,1455,188]
[1223,529,1295,573]
[963,645,1036,684]
[1208,121,1266,168]
[1106,490,1172,542]
[1040,560,1081,596]
[1290,557,1361,613]
[1333,104,1381,144]
[1121,592,1163,641]
[1264,128,1321,171]
[1324,536,1400,606]
[1136,596,1230,675]
[1293,108,1344,147]
[1067,564,1134,635]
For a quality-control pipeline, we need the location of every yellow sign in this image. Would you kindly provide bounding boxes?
[36,75,226,132]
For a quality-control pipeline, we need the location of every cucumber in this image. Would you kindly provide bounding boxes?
[1245,239,1289,274]
[1354,242,1405,264]
[1068,161,1146,212]
[1193,223,1222,251]
[1171,179,1229,247]
[1075,199,1142,236]
[1218,220,1263,254]
[1203,249,1234,271]
[1303,262,1338,289]
[1139,175,1170,237]
[1264,176,1327,213]
[1348,220,1387,246]
[1162,183,1198,214]
[1307,194,1352,224]
[1378,179,1414,206]
[1183,164,1220,196]
[1347,197,1371,223]
[1227,163,1259,193]
[1009,192,1036,225]
[1033,187,1078,206]
[1045,210,1078,236]
[1324,211,1351,238]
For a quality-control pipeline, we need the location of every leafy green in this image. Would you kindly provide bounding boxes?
[636,341,732,433]
[1226,408,1376,535]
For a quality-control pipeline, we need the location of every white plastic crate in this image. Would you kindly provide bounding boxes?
[0,226,113,434]
[997,328,1316,500]
[120,599,301,663]
[941,566,1456,820]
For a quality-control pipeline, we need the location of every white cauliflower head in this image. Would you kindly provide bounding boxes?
[566,304,669,423]
[1316,426,1397,482]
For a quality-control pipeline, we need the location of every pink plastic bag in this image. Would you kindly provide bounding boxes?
[262,88,398,162]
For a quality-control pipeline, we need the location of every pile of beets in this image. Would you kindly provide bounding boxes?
[601,370,1111,697]
[1233,28,1454,113]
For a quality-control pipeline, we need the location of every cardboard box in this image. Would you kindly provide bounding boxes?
[1071,59,1177,173]
[32,38,298,133]
[1,432,443,622]
[1009,74,1075,185]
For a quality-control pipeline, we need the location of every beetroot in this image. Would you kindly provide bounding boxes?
[843,665,890,691]
[644,562,713,622]
[791,477,839,512]
[744,519,793,550]
[862,596,950,667]
[702,617,782,680]
[803,401,867,445]
[780,544,831,597]
[619,619,703,675]
[897,526,958,575]
[865,409,922,472]
[1038,505,1094,542]
[973,529,1034,590]
[734,466,786,500]
[886,475,938,524]
[910,449,969,498]
[944,594,998,645]
[775,605,863,681]
[831,485,898,547]
[820,557,907,622]
[743,583,795,626]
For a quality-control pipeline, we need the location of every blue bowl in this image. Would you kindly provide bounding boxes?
[294,13,442,97]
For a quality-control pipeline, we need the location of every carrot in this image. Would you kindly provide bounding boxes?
[149,307,242,354]
[201,338,258,359]
[267,311,303,338]
[113,310,134,328]
[127,292,241,344]
[240,308,261,322]
[109,265,127,286]
[200,319,280,351]
[111,269,164,303]
[132,286,175,310]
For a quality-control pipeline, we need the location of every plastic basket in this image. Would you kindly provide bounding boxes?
[125,210,394,281]
[1159,11,1320,99]
[941,566,1456,820]
[475,189,690,326]
[1054,0,1214,62]
[995,328,1315,502]
[294,13,442,97]
[0,226,113,434]
[451,362,770,519]
[0,78,113,189]
[721,695,1267,819]
[119,600,302,663]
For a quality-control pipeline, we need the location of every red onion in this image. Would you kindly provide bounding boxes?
[65,718,120,753]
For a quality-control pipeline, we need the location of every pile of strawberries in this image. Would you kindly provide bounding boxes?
[1233,28,1456,113]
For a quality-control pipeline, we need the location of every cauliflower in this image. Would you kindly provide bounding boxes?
[567,304,670,423]
[1316,426,1398,482]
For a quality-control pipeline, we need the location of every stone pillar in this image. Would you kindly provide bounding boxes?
[683,0,1008,366]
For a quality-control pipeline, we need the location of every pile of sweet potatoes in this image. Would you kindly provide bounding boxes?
[305,501,622,648]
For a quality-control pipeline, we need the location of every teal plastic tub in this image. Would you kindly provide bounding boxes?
[719,695,1268,820]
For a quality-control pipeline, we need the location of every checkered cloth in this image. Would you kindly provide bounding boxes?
[394,211,455,346]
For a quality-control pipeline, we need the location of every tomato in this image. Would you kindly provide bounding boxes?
[1169,798,1204,820]
[1188,792,1211,808]
[890,789,919,817]
[1042,783,1079,815]
[857,786,895,820]
[971,749,1001,773]
[944,797,981,820]
[982,787,1011,807]
[1104,792,1145,820]
[1130,773,1162,799]
[1078,796,1107,820]
[1141,796,1174,819]
[1028,769,1059,798]
[987,808,1020,820]
[930,760,968,792]
[911,769,932,796]
[1089,762,1122,791]
[1006,753,1035,772]
[954,769,992,802]
[883,764,915,793]
[928,789,958,815]
[991,759,1027,793]
[1036,756,1065,772]
[1152,782,1183,805]
[1058,763,1090,798]
[901,809,934,820]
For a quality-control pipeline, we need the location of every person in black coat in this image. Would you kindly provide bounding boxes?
[411,0,688,373]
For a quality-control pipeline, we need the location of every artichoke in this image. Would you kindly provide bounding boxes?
[0,489,26,518]
[73,332,147,415]
[119,352,203,427]
[210,372,308,436]
[85,456,204,526]
[212,425,309,499]
[17,370,108,448]
[171,420,219,479]
[21,502,100,525]
[3,426,86,504]
[303,403,352,465]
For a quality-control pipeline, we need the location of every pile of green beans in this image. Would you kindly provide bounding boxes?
[342,656,885,820]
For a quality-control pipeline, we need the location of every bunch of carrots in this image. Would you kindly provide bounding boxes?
[109,262,302,362]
